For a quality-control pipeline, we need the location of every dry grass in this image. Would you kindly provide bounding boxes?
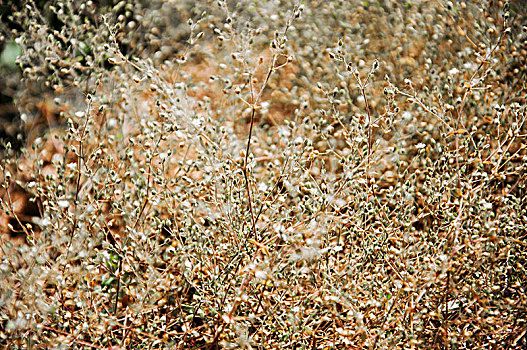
[0,0,526,348]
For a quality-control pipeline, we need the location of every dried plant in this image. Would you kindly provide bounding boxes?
[0,0,525,348]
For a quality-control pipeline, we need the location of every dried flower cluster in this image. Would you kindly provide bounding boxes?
[0,0,525,348]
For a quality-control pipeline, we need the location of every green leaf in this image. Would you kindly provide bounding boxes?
[0,42,21,68]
